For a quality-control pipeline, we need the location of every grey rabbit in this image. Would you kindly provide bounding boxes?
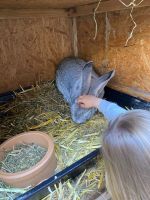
[56,57,115,124]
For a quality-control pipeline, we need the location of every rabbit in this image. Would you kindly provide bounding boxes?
[56,57,115,124]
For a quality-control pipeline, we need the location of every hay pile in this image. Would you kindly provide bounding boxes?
[0,182,27,200]
[0,143,47,173]
[43,158,105,200]
[0,81,107,199]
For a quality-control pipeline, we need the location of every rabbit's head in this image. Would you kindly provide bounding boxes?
[71,103,96,124]
[70,66,115,124]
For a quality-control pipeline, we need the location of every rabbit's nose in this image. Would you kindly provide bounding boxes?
[72,116,84,124]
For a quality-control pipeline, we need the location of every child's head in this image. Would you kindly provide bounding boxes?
[102,109,150,200]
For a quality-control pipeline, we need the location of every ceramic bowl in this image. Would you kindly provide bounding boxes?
[0,131,57,187]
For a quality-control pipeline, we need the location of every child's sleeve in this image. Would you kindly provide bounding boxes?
[98,99,127,121]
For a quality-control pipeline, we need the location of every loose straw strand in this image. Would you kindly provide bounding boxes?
[118,0,145,46]
[125,6,137,46]
[93,0,102,40]
[93,0,145,45]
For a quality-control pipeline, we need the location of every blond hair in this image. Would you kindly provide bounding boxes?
[102,109,150,200]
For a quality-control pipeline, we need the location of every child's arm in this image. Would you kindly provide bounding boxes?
[98,99,126,121]
[78,95,127,122]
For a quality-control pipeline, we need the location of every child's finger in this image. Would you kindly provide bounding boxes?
[77,97,84,103]
[78,96,85,101]
[78,102,86,108]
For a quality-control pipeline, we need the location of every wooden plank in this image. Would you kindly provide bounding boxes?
[72,17,78,57]
[68,0,150,17]
[110,85,150,102]
[0,9,68,18]
[0,0,99,9]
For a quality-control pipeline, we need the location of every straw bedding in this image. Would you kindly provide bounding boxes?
[0,81,107,199]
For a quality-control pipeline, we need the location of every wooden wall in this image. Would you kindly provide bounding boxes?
[0,17,73,93]
[77,7,150,101]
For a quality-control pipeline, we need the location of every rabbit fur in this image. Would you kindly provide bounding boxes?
[56,57,115,124]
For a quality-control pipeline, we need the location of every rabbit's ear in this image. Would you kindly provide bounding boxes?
[71,76,82,101]
[81,61,93,94]
[91,70,115,96]
[71,61,93,100]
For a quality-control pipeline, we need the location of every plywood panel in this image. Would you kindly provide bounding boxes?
[0,17,73,93]
[77,7,150,101]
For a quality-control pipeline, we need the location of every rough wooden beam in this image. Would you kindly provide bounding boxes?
[68,0,150,17]
[72,17,78,57]
[0,0,99,9]
[0,8,68,19]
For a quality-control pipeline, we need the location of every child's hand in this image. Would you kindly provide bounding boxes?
[77,95,100,109]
